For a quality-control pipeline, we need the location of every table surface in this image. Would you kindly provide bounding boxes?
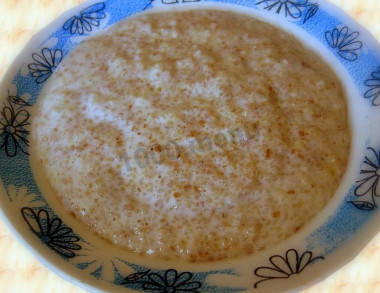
[0,0,379,292]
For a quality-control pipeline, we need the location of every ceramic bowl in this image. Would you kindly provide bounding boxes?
[1,0,380,292]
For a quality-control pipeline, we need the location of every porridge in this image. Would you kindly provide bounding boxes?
[31,9,350,262]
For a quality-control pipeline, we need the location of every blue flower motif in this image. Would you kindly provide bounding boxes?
[21,207,82,258]
[354,147,380,198]
[254,249,324,288]
[141,269,202,292]
[256,0,309,19]
[364,66,380,106]
[63,2,106,35]
[349,147,380,210]
[325,26,363,61]
[0,94,31,158]
[28,48,62,84]
[0,105,30,157]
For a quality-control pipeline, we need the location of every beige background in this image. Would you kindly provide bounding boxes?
[0,0,379,292]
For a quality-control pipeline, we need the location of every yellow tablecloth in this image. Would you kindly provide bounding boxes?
[0,0,379,292]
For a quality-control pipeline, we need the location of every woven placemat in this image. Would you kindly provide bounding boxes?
[0,0,379,292]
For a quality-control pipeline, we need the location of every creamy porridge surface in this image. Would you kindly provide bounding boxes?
[32,10,350,262]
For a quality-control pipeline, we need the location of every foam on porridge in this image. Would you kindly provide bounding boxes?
[31,10,350,262]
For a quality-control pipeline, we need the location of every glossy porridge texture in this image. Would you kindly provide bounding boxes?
[32,10,350,262]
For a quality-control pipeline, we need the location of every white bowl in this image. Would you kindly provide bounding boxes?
[1,0,380,292]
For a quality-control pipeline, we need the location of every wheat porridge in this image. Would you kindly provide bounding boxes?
[31,9,350,262]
